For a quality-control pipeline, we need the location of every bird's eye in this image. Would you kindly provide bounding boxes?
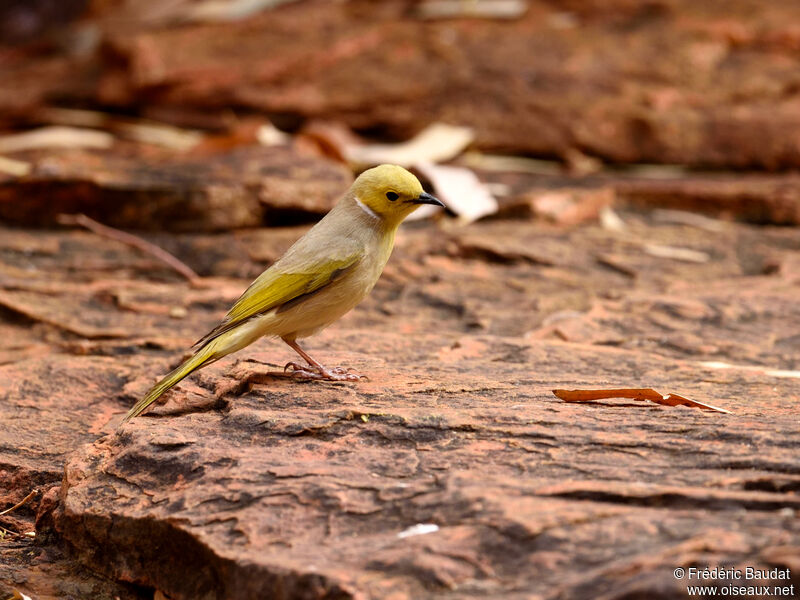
[386,191,399,201]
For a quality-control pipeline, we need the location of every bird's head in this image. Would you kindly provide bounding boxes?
[350,164,444,227]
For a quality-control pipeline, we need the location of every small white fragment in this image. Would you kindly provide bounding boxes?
[397,523,439,539]
[643,243,710,263]
[599,206,626,231]
[256,123,290,146]
[169,306,188,319]
[0,155,31,177]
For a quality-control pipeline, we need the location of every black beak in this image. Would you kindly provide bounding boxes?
[413,191,445,207]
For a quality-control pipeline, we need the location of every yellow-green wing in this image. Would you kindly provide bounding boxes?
[195,253,360,348]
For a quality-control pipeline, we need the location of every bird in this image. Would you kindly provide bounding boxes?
[122,164,444,422]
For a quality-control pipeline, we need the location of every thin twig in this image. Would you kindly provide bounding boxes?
[58,213,200,283]
[0,489,37,516]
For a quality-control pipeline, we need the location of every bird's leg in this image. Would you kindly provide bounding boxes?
[281,338,364,382]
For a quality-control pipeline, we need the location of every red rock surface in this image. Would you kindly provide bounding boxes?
[53,336,800,599]
[0,146,351,231]
[2,206,798,598]
[5,0,800,168]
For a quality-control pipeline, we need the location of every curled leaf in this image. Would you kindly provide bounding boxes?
[553,388,730,414]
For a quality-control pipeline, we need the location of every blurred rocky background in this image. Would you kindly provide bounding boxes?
[1,1,799,599]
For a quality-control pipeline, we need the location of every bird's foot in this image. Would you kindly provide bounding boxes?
[283,362,365,382]
[326,366,368,381]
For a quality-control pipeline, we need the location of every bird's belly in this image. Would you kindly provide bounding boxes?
[252,265,379,341]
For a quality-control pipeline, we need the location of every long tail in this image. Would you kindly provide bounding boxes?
[122,344,216,423]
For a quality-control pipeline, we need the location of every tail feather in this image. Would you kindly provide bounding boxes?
[122,345,215,423]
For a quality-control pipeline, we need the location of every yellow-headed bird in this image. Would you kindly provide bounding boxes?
[123,164,443,421]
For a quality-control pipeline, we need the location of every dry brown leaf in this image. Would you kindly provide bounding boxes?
[552,388,731,414]
[296,120,363,163]
[415,162,496,223]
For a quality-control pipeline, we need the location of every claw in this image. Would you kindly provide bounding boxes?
[284,364,366,382]
[284,361,318,374]
[290,368,324,380]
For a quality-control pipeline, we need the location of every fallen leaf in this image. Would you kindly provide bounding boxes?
[185,0,301,22]
[0,127,113,153]
[462,151,563,175]
[417,0,528,20]
[296,120,362,162]
[35,107,203,151]
[0,156,31,177]
[652,208,726,232]
[117,122,203,151]
[698,361,800,380]
[552,388,731,413]
[415,162,497,223]
[347,123,474,168]
[643,244,710,263]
